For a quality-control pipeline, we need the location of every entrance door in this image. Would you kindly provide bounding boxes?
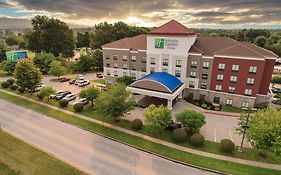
[213,97,220,104]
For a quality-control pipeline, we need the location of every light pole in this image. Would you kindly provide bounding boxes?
[239,107,257,152]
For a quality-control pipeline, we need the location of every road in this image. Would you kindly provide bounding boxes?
[0,99,217,175]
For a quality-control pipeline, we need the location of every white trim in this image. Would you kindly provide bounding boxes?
[131,79,173,93]
[189,53,202,56]
[214,54,265,61]
[196,88,257,99]
[202,56,214,59]
[102,47,130,51]
[138,50,146,52]
[265,57,277,60]
[130,51,138,53]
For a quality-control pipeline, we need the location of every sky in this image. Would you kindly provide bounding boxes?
[0,0,281,29]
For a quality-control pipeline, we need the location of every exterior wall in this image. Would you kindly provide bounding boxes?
[259,59,276,95]
[210,57,265,96]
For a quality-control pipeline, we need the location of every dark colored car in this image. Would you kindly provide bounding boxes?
[166,121,182,131]
[69,79,76,84]
[272,88,281,93]
[55,91,71,100]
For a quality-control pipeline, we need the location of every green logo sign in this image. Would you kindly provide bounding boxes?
[155,38,164,49]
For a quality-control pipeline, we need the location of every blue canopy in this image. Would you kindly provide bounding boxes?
[141,72,182,92]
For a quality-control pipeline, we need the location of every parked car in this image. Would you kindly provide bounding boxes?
[96,73,103,78]
[49,90,64,99]
[69,79,76,84]
[272,88,281,93]
[166,121,182,131]
[77,74,84,80]
[74,98,89,105]
[28,84,45,92]
[78,80,90,87]
[62,93,76,101]
[59,77,70,82]
[55,91,71,100]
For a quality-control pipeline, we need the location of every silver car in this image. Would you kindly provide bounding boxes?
[62,94,76,101]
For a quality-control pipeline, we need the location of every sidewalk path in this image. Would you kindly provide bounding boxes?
[1,89,280,171]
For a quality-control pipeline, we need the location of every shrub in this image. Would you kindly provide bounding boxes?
[18,87,25,93]
[59,99,69,107]
[6,78,15,85]
[1,81,10,88]
[10,84,18,90]
[176,109,206,133]
[73,102,84,112]
[220,139,235,153]
[37,93,44,100]
[172,128,187,142]
[190,133,205,147]
[131,119,143,130]
[257,150,268,159]
[201,103,208,109]
[214,107,221,111]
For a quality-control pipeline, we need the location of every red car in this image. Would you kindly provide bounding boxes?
[96,73,103,78]
[59,77,70,82]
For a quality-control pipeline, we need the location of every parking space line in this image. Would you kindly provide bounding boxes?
[228,131,233,142]
[214,128,217,142]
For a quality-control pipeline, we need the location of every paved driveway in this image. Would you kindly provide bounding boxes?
[0,99,217,175]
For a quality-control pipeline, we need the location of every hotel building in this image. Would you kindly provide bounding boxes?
[102,20,277,109]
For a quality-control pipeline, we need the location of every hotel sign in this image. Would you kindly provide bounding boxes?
[154,38,179,50]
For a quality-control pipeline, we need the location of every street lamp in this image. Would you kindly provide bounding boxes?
[239,107,257,152]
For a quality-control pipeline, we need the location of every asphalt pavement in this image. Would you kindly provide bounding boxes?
[0,99,217,175]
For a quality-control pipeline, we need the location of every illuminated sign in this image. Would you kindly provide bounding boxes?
[154,38,179,50]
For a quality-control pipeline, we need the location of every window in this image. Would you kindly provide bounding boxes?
[213,97,220,104]
[228,87,235,93]
[175,70,181,77]
[123,64,128,69]
[106,70,110,75]
[203,62,209,69]
[232,65,239,71]
[151,58,155,65]
[190,71,196,78]
[218,63,225,70]
[215,85,222,91]
[247,78,254,85]
[189,81,195,88]
[199,94,206,100]
[176,60,181,67]
[249,66,257,73]
[114,71,118,77]
[202,73,208,79]
[131,72,136,79]
[244,89,252,96]
[141,66,146,72]
[131,64,136,70]
[217,74,223,81]
[163,59,168,66]
[123,55,127,61]
[230,76,237,82]
[113,54,118,60]
[113,63,118,68]
[150,67,155,73]
[226,99,233,106]
[106,56,110,60]
[162,68,168,72]
[106,63,110,67]
[142,56,146,63]
[241,101,249,108]
[131,55,136,62]
[123,72,127,76]
[191,61,197,68]
[200,83,207,89]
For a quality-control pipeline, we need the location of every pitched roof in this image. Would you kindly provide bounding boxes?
[240,42,278,58]
[102,34,147,50]
[150,19,196,36]
[215,44,265,58]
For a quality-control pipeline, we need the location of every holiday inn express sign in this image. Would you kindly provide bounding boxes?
[155,38,179,50]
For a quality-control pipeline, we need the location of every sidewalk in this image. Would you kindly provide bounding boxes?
[1,89,280,171]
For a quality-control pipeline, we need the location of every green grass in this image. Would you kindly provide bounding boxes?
[90,79,105,84]
[0,91,280,175]
[222,105,245,113]
[0,70,9,77]
[0,130,86,175]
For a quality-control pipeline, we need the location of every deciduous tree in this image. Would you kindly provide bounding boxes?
[79,86,100,107]
[48,60,67,78]
[176,109,206,133]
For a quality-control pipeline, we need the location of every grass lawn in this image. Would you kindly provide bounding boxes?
[0,90,280,175]
[0,70,9,77]
[0,130,86,175]
[90,79,105,84]
[221,105,245,113]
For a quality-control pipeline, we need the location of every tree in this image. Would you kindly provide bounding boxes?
[176,109,206,133]
[14,59,42,93]
[266,43,281,57]
[48,60,67,78]
[18,40,27,49]
[76,54,94,72]
[33,52,56,74]
[38,86,56,100]
[76,32,90,48]
[272,75,281,85]
[95,83,135,120]
[2,60,17,74]
[92,49,103,71]
[144,104,172,133]
[116,76,134,85]
[79,86,100,107]
[5,35,19,46]
[237,109,281,154]
[268,34,281,45]
[26,15,75,57]
[254,36,267,47]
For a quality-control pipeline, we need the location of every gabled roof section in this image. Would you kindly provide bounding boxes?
[240,42,278,58]
[131,72,182,93]
[150,19,196,36]
[102,34,147,50]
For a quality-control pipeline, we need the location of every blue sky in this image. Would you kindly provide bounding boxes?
[1,0,281,29]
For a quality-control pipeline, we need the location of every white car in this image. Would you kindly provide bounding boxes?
[62,94,76,101]
[78,80,90,87]
[74,98,89,105]
[33,84,45,92]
